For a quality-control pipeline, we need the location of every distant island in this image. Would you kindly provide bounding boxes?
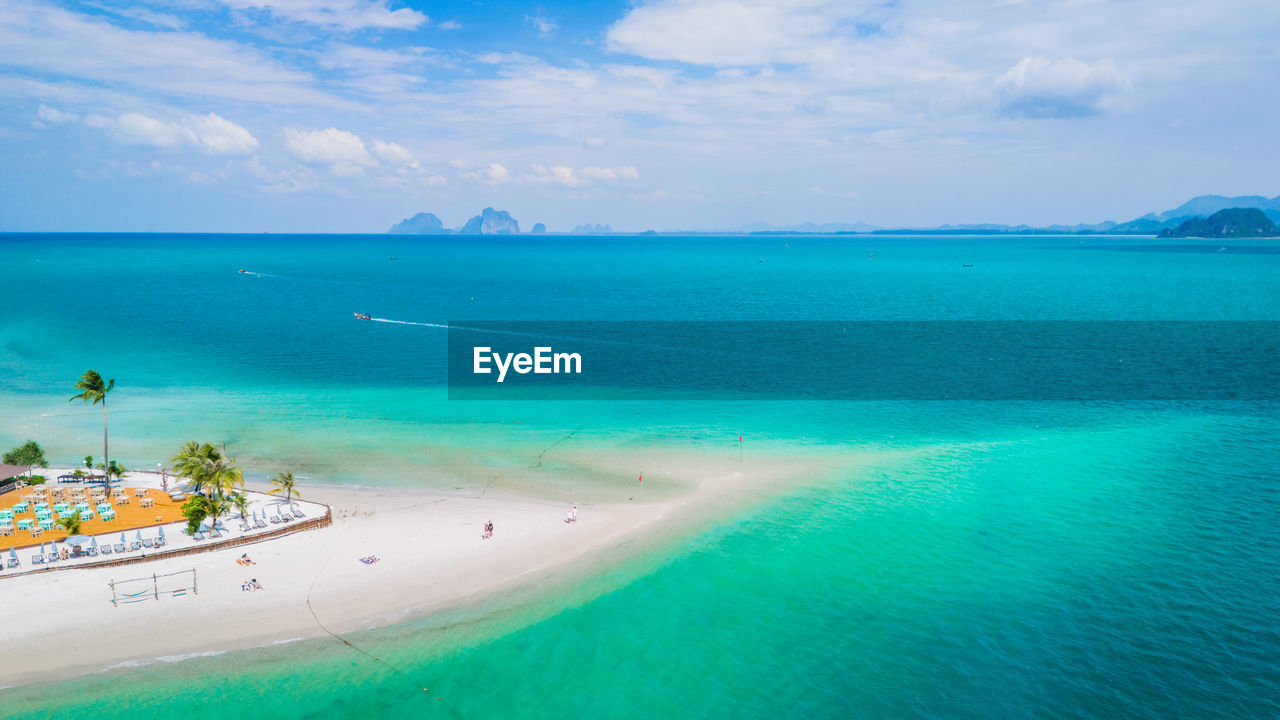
[387,194,1280,236]
[388,207,520,235]
[1159,208,1277,238]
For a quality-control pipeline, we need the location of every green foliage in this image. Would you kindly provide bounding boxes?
[26,476,47,485]
[229,491,251,519]
[181,496,209,535]
[55,510,83,536]
[3,440,47,468]
[172,441,242,527]
[97,460,127,481]
[70,370,114,405]
[83,456,94,470]
[1160,208,1278,238]
[268,471,301,508]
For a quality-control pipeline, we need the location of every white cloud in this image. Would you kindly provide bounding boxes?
[424,174,447,185]
[526,14,557,38]
[605,0,860,67]
[486,163,510,182]
[371,139,417,167]
[217,0,428,30]
[529,164,640,186]
[77,110,260,155]
[183,112,261,154]
[438,20,461,30]
[283,126,374,166]
[997,57,1132,118]
[580,166,616,181]
[115,112,187,147]
[0,0,350,109]
[37,104,79,124]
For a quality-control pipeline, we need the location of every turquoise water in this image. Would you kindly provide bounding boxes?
[1,234,1278,718]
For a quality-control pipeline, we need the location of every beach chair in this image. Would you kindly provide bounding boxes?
[114,543,126,553]
[6,557,17,569]
[240,522,251,532]
[154,537,165,548]
[130,541,142,551]
[100,545,112,555]
[31,554,43,565]
[269,515,280,524]
[45,552,58,563]
[254,518,267,529]
[142,538,154,548]
[208,529,222,539]
[85,547,98,557]
[292,508,305,519]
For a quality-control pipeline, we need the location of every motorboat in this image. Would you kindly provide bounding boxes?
[354,312,372,320]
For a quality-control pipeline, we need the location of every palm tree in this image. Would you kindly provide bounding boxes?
[268,471,300,511]
[204,452,244,500]
[171,441,243,531]
[203,493,229,531]
[171,441,219,494]
[55,510,83,536]
[229,491,250,520]
[70,371,114,483]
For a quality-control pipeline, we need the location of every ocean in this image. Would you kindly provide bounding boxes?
[0,233,1277,718]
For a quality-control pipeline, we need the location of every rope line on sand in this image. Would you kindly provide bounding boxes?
[304,554,436,697]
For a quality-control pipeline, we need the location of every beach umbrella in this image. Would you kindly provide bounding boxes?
[90,537,99,548]
[119,531,127,544]
[7,547,15,562]
[157,526,165,540]
[63,535,91,546]
[135,529,143,543]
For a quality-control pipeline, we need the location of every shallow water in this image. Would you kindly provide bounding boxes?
[1,233,1277,718]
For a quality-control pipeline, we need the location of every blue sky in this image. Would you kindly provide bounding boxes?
[1,0,1278,232]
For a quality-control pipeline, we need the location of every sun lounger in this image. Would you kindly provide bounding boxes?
[154,537,165,548]
[208,529,222,539]
[6,558,17,569]
[192,531,205,541]
[85,547,98,557]
[45,553,58,563]
[31,554,43,565]
[254,519,267,529]
[240,522,251,532]
[100,545,112,555]
[130,541,142,551]
[142,538,154,548]
[292,508,305,519]
[114,542,126,553]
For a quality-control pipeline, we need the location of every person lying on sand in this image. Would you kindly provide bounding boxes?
[359,556,379,565]
[236,553,255,566]
[251,578,263,591]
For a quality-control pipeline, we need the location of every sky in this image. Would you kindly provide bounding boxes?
[1,0,1278,232]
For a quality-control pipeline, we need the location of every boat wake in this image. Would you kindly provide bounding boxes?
[369,318,449,329]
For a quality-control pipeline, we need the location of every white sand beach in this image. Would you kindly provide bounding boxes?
[0,453,835,688]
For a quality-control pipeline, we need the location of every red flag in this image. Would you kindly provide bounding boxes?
[738,435,742,443]
[638,474,642,483]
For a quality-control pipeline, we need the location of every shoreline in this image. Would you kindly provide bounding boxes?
[0,451,848,689]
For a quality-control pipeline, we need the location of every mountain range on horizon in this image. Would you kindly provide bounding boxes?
[388,194,1280,236]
